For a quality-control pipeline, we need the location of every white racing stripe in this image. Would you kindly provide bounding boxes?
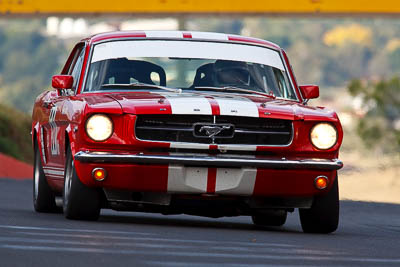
[215,97,259,117]
[170,143,258,151]
[43,166,64,171]
[145,31,183,38]
[191,32,228,40]
[145,31,228,40]
[170,142,210,149]
[167,165,208,193]
[215,168,257,195]
[43,169,64,176]
[165,95,212,115]
[217,145,257,151]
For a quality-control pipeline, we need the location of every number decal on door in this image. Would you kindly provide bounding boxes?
[49,106,60,156]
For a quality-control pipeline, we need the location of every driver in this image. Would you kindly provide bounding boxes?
[214,60,251,87]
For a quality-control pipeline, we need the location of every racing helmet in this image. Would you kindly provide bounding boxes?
[214,60,251,87]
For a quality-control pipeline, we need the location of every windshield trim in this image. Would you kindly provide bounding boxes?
[279,49,299,102]
[80,38,300,102]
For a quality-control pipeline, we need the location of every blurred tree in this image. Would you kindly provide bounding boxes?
[388,48,400,72]
[0,103,32,163]
[323,24,372,47]
[0,22,66,112]
[188,18,243,35]
[348,78,400,153]
[322,44,373,86]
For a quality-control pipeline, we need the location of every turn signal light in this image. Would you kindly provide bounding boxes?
[315,176,328,190]
[92,168,107,181]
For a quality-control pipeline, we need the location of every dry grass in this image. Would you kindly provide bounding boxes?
[339,151,400,204]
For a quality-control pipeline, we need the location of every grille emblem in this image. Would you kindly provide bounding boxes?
[200,125,230,138]
[193,123,235,143]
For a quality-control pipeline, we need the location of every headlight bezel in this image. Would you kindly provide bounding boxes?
[310,122,338,150]
[85,114,114,142]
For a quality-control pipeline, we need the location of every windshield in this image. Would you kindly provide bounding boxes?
[84,40,297,100]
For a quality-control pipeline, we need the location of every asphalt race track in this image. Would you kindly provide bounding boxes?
[0,178,399,267]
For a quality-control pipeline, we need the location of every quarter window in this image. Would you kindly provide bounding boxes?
[69,48,85,92]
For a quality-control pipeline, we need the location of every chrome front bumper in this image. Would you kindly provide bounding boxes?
[74,151,343,171]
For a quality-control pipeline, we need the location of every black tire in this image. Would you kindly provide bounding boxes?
[299,175,339,234]
[33,143,58,212]
[252,209,287,227]
[63,146,101,220]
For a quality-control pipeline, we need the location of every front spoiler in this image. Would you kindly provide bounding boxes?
[74,151,343,171]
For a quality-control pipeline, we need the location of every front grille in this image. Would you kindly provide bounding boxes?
[135,115,292,146]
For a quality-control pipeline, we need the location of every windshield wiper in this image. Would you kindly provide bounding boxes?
[194,86,275,99]
[101,82,182,93]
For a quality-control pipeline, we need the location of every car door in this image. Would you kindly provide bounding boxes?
[42,44,86,187]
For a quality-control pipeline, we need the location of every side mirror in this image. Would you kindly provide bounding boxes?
[52,75,73,90]
[299,85,319,100]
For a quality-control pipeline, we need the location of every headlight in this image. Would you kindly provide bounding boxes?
[310,123,338,150]
[85,114,113,142]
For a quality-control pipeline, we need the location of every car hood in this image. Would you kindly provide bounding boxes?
[102,92,339,121]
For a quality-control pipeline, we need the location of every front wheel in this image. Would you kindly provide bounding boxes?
[33,143,58,212]
[299,175,339,234]
[63,146,101,220]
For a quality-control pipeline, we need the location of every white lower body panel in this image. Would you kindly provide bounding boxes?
[215,168,257,195]
[167,165,257,196]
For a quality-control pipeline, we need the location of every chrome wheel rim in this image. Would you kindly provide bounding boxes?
[34,155,39,202]
[64,158,73,207]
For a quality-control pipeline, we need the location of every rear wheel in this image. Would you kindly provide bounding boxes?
[33,143,58,212]
[252,209,287,227]
[299,175,339,234]
[63,146,100,220]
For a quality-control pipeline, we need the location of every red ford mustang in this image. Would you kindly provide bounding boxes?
[32,31,343,233]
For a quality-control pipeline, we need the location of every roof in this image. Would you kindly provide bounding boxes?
[86,30,281,50]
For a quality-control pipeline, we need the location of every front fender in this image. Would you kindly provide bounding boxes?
[32,122,47,166]
[32,122,40,148]
[65,124,78,159]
